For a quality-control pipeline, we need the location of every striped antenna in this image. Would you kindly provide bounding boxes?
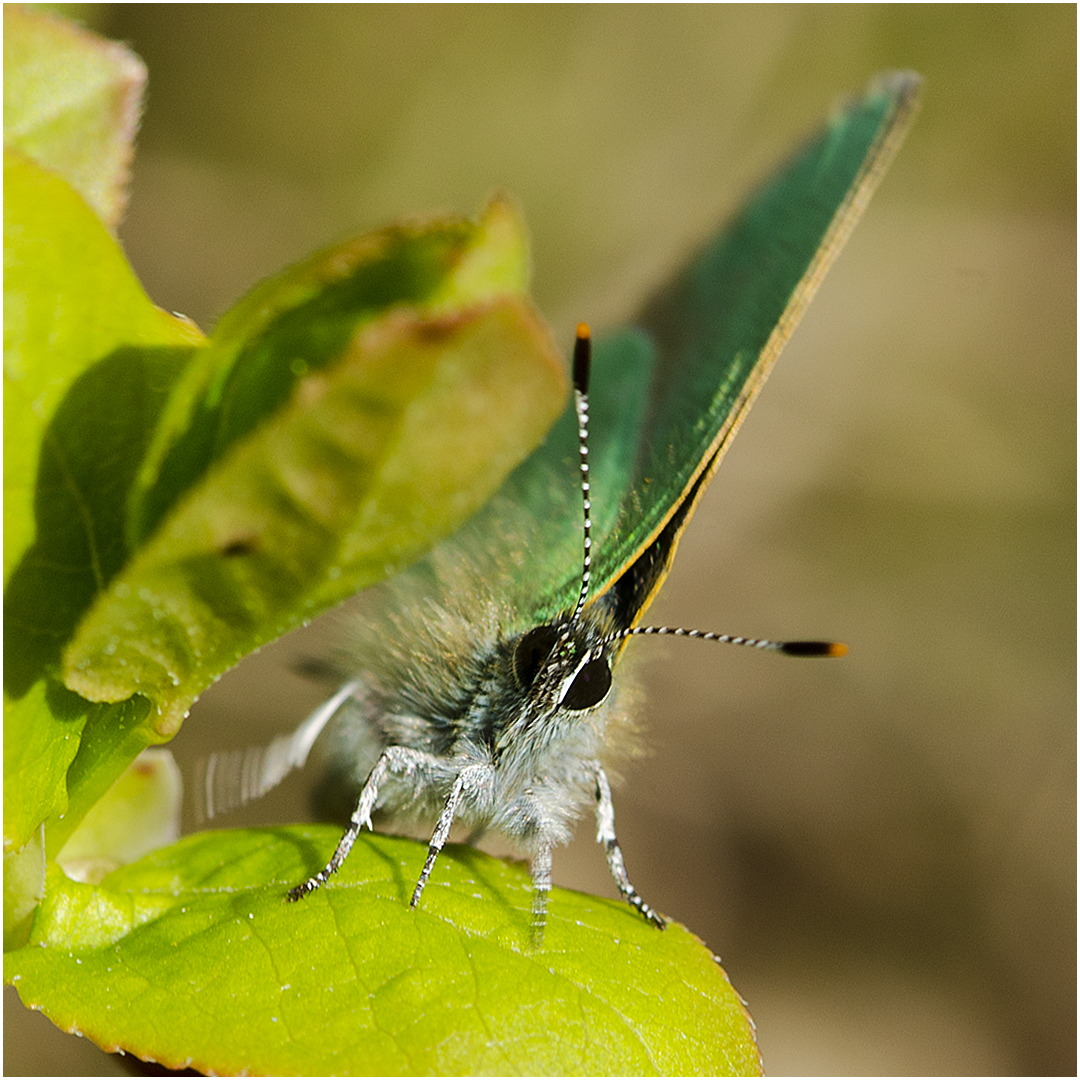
[613,624,847,657]
[570,323,593,625]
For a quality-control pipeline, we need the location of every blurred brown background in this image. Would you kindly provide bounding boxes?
[7,5,1074,1075]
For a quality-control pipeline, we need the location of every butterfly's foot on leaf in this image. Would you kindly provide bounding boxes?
[286,873,327,902]
[623,886,667,930]
[591,764,665,928]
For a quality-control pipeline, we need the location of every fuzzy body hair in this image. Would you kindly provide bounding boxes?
[321,535,643,858]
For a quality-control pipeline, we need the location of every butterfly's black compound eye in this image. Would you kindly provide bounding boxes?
[514,625,559,689]
[562,656,612,711]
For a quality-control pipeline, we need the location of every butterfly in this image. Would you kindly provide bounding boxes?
[201,71,921,934]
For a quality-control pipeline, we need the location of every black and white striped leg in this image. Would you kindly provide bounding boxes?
[287,745,438,902]
[411,773,465,908]
[593,764,666,929]
[529,842,554,944]
[411,763,493,909]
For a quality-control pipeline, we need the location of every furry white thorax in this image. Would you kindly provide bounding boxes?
[322,538,641,857]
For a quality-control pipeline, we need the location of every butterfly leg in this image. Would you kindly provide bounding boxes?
[593,764,666,929]
[529,841,554,944]
[411,763,494,909]
[286,745,440,902]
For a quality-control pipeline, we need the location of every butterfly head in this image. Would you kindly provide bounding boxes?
[512,617,615,716]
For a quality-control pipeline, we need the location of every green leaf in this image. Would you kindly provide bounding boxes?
[4,150,202,862]
[3,682,91,854]
[3,6,146,231]
[127,196,533,549]
[56,749,182,886]
[6,831,761,1075]
[61,200,566,741]
[3,152,202,590]
[3,824,44,952]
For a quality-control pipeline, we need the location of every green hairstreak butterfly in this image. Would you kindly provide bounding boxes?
[203,71,921,934]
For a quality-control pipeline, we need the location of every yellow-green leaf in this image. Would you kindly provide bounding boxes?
[3,6,145,231]
[6,830,761,1075]
[62,203,567,738]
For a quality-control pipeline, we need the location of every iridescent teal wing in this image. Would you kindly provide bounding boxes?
[456,72,921,627]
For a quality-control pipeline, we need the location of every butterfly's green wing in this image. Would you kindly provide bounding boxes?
[489,71,922,624]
